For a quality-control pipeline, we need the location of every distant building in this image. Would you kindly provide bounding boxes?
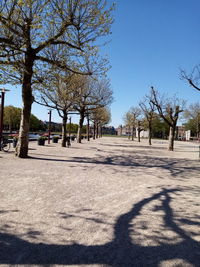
[116,125,131,136]
[102,126,117,135]
[116,126,148,138]
[116,125,189,140]
[136,129,149,138]
[185,130,191,141]
[176,125,193,141]
[176,125,186,138]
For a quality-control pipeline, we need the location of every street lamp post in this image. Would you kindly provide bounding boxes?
[48,109,52,144]
[0,88,10,150]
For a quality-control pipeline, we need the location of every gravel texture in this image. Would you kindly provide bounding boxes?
[0,137,200,266]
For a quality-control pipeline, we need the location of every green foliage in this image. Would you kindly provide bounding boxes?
[66,123,86,134]
[184,118,199,136]
[3,105,21,131]
[30,114,46,131]
[183,102,200,136]
[151,117,169,138]
[66,123,78,133]
[82,125,87,134]
[3,105,45,131]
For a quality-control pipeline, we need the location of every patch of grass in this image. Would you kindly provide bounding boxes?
[102,134,128,138]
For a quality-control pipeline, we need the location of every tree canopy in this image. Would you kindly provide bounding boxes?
[0,0,114,157]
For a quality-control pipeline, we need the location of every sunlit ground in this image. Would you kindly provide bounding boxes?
[0,137,199,266]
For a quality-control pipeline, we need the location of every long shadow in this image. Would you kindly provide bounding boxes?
[0,209,19,214]
[99,142,200,153]
[100,143,168,150]
[0,188,199,266]
[29,154,200,178]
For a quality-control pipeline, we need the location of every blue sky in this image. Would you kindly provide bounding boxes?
[3,0,200,127]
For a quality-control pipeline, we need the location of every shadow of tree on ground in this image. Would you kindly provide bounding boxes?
[29,153,200,179]
[0,188,199,266]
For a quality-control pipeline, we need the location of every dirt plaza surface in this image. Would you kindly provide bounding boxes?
[0,137,200,266]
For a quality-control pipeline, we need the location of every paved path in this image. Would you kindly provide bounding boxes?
[0,137,200,266]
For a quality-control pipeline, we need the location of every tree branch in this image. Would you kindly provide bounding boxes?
[0,16,23,37]
[50,40,83,51]
[0,37,15,45]
[188,79,200,91]
[34,21,74,53]
[35,55,91,75]
[0,60,21,66]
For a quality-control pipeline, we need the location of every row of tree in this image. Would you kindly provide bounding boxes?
[0,0,114,158]
[3,98,112,142]
[35,73,112,146]
[123,87,200,151]
[3,105,104,134]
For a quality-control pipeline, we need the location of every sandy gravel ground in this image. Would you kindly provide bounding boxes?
[0,137,200,267]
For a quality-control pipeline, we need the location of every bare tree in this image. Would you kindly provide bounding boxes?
[139,95,156,145]
[137,118,145,143]
[34,70,79,147]
[150,87,185,151]
[123,113,131,140]
[90,107,111,138]
[181,66,200,91]
[0,0,114,157]
[124,107,141,141]
[73,77,113,143]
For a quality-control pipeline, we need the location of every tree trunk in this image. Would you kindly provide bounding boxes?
[77,112,85,143]
[96,123,99,138]
[138,129,141,142]
[148,121,152,146]
[128,126,130,140]
[93,122,96,140]
[168,126,176,151]
[61,114,67,147]
[100,126,102,137]
[137,121,141,142]
[87,116,90,141]
[15,56,34,158]
[131,125,134,141]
